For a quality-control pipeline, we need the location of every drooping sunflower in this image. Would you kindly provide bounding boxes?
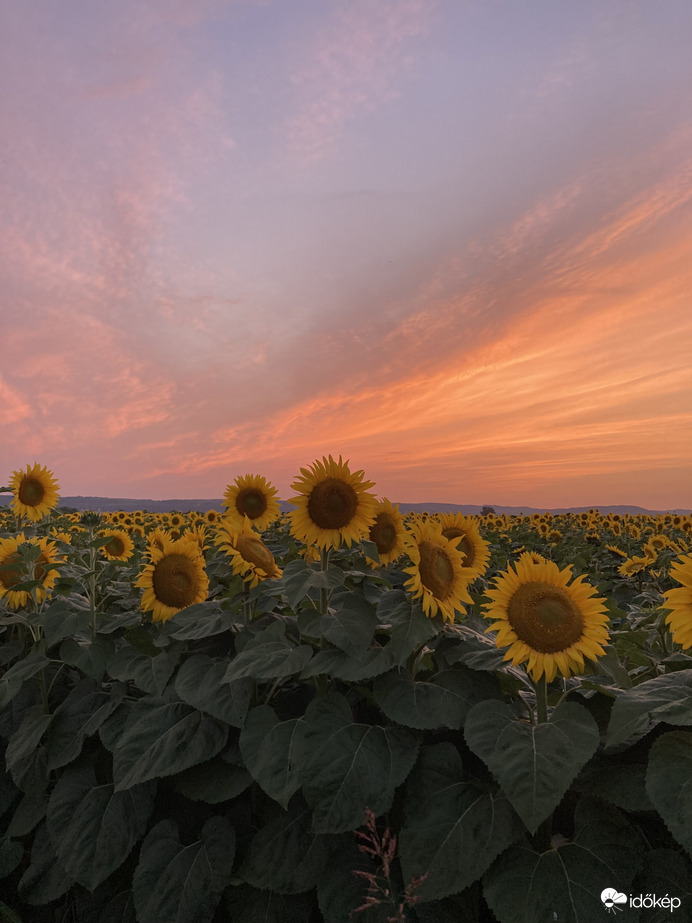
[402,519,473,623]
[223,474,281,531]
[9,463,60,522]
[215,516,282,588]
[0,534,61,609]
[135,536,209,623]
[365,498,406,567]
[483,557,610,682]
[288,455,377,551]
[437,512,491,581]
[661,554,692,649]
[99,529,134,562]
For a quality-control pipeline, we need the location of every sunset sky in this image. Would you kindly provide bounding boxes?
[3,0,691,509]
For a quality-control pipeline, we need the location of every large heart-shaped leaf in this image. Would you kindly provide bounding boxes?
[299,691,419,833]
[606,672,692,749]
[483,799,643,923]
[132,817,235,923]
[399,743,524,900]
[464,700,599,833]
[646,730,692,858]
[239,706,307,809]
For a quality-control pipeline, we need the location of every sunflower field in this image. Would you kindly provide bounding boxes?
[1,460,692,922]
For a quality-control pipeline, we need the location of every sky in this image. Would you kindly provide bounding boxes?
[2,0,691,509]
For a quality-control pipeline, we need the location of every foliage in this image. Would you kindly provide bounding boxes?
[1,499,692,921]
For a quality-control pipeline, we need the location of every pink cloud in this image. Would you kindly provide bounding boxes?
[284,0,434,162]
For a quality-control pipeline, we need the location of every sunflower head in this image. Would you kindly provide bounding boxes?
[99,529,134,562]
[223,474,281,531]
[215,516,281,588]
[662,553,692,650]
[437,512,491,581]
[402,518,472,623]
[135,537,209,623]
[9,463,60,522]
[366,498,406,567]
[483,557,610,682]
[288,455,377,551]
[0,534,61,609]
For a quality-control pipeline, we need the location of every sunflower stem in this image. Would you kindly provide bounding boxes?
[319,547,330,615]
[534,674,549,723]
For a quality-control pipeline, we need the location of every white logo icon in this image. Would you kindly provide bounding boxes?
[601,889,628,914]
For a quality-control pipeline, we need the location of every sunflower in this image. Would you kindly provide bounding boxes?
[223,474,281,531]
[183,523,209,554]
[215,516,282,588]
[9,463,60,522]
[288,455,377,551]
[204,510,220,524]
[0,534,61,609]
[145,526,170,554]
[99,529,134,562]
[366,498,406,567]
[135,536,209,623]
[402,519,473,623]
[661,554,692,649]
[437,512,491,581]
[483,558,610,682]
[516,550,548,567]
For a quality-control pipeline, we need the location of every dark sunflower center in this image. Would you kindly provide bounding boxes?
[307,478,358,530]
[235,534,276,572]
[105,536,125,556]
[442,529,473,565]
[236,488,267,519]
[152,554,200,608]
[370,514,397,553]
[18,477,46,507]
[418,540,455,599]
[507,581,584,653]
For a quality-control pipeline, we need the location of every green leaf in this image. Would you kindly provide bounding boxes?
[631,849,692,923]
[0,900,23,923]
[47,760,156,891]
[6,789,48,837]
[225,886,316,923]
[89,891,137,923]
[46,679,125,770]
[112,694,228,791]
[238,799,328,894]
[0,836,22,878]
[381,591,440,664]
[646,730,692,858]
[483,799,643,923]
[464,700,600,834]
[374,668,500,730]
[175,654,254,727]
[170,748,251,803]
[132,817,235,923]
[59,634,115,680]
[161,601,240,639]
[299,588,378,656]
[5,706,53,789]
[43,598,90,647]
[107,646,180,696]
[399,743,524,901]
[17,819,73,905]
[223,620,313,682]
[0,650,49,708]
[605,671,692,749]
[239,706,307,809]
[573,757,654,812]
[300,646,394,681]
[281,558,345,610]
[299,690,419,833]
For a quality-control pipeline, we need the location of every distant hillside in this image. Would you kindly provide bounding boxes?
[1,495,689,516]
